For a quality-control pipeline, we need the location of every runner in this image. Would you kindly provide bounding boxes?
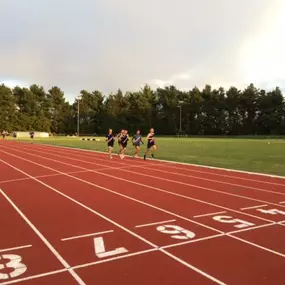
[132,130,144,158]
[105,129,115,159]
[144,128,157,160]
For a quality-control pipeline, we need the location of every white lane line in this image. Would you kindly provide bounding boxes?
[0,244,32,253]
[72,248,157,270]
[228,234,285,258]
[61,230,114,241]
[32,141,285,184]
[135,219,176,228]
[5,148,285,258]
[227,223,276,235]
[0,177,31,184]
[240,204,268,210]
[193,211,227,218]
[160,249,226,284]
[0,268,67,285]
[280,201,285,204]
[6,145,285,215]
[0,151,223,234]
[162,234,224,250]
[0,188,86,285]
[0,159,226,285]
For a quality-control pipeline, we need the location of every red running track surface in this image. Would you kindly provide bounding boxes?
[1,140,285,285]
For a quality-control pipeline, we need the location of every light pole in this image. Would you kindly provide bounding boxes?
[76,95,82,136]
[178,101,184,133]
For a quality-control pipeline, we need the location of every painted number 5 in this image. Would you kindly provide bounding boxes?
[0,254,27,280]
[157,225,195,240]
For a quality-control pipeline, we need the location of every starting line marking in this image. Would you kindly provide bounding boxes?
[135,219,176,228]
[0,245,32,253]
[240,204,268,210]
[61,230,114,241]
[193,211,227,218]
[0,188,86,285]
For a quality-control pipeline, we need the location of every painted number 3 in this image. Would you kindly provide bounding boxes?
[0,254,27,280]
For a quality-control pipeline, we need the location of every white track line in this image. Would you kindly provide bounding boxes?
[240,204,268,210]
[135,219,176,228]
[72,248,158,270]
[0,159,226,285]
[228,234,285,258]
[0,244,32,253]
[61,230,114,241]
[128,164,285,197]
[0,151,224,234]
[0,177,31,184]
[153,163,285,187]
[1,148,280,227]
[280,201,285,204]
[7,145,285,213]
[227,223,276,235]
[20,143,285,193]
[161,234,224,250]
[0,169,109,185]
[0,269,67,285]
[33,140,285,182]
[3,149,285,259]
[193,211,227,218]
[2,148,284,239]
[0,188,86,285]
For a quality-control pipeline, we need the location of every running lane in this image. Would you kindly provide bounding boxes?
[0,164,78,284]
[0,147,279,230]
[0,153,226,284]
[6,144,285,207]
[22,142,285,195]
[17,140,285,188]
[2,143,285,284]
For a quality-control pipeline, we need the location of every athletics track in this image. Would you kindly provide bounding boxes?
[0,140,285,285]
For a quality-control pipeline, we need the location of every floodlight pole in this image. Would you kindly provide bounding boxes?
[76,95,82,136]
[178,101,184,133]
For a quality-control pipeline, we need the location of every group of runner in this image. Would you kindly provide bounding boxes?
[1,130,34,143]
[106,128,157,160]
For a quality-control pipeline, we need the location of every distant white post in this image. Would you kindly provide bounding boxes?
[178,101,184,133]
[76,95,82,136]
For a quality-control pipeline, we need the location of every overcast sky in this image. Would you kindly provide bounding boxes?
[1,0,285,102]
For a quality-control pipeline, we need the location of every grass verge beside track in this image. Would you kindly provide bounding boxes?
[11,136,285,177]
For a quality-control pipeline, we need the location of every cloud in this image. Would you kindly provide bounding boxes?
[0,0,284,102]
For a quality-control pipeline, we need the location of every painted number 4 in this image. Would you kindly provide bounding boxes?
[0,254,27,280]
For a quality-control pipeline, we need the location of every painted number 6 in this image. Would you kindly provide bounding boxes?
[0,254,27,280]
[157,225,195,240]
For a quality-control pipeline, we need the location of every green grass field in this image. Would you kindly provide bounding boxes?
[14,136,285,177]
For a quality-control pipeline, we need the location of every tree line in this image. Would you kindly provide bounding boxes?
[0,83,284,135]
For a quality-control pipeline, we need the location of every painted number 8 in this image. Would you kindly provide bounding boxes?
[0,254,27,280]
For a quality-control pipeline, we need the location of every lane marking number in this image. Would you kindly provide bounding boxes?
[213,215,255,229]
[94,237,128,258]
[156,225,195,240]
[0,254,27,280]
[256,208,285,215]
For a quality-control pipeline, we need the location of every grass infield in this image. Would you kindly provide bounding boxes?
[12,136,285,177]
